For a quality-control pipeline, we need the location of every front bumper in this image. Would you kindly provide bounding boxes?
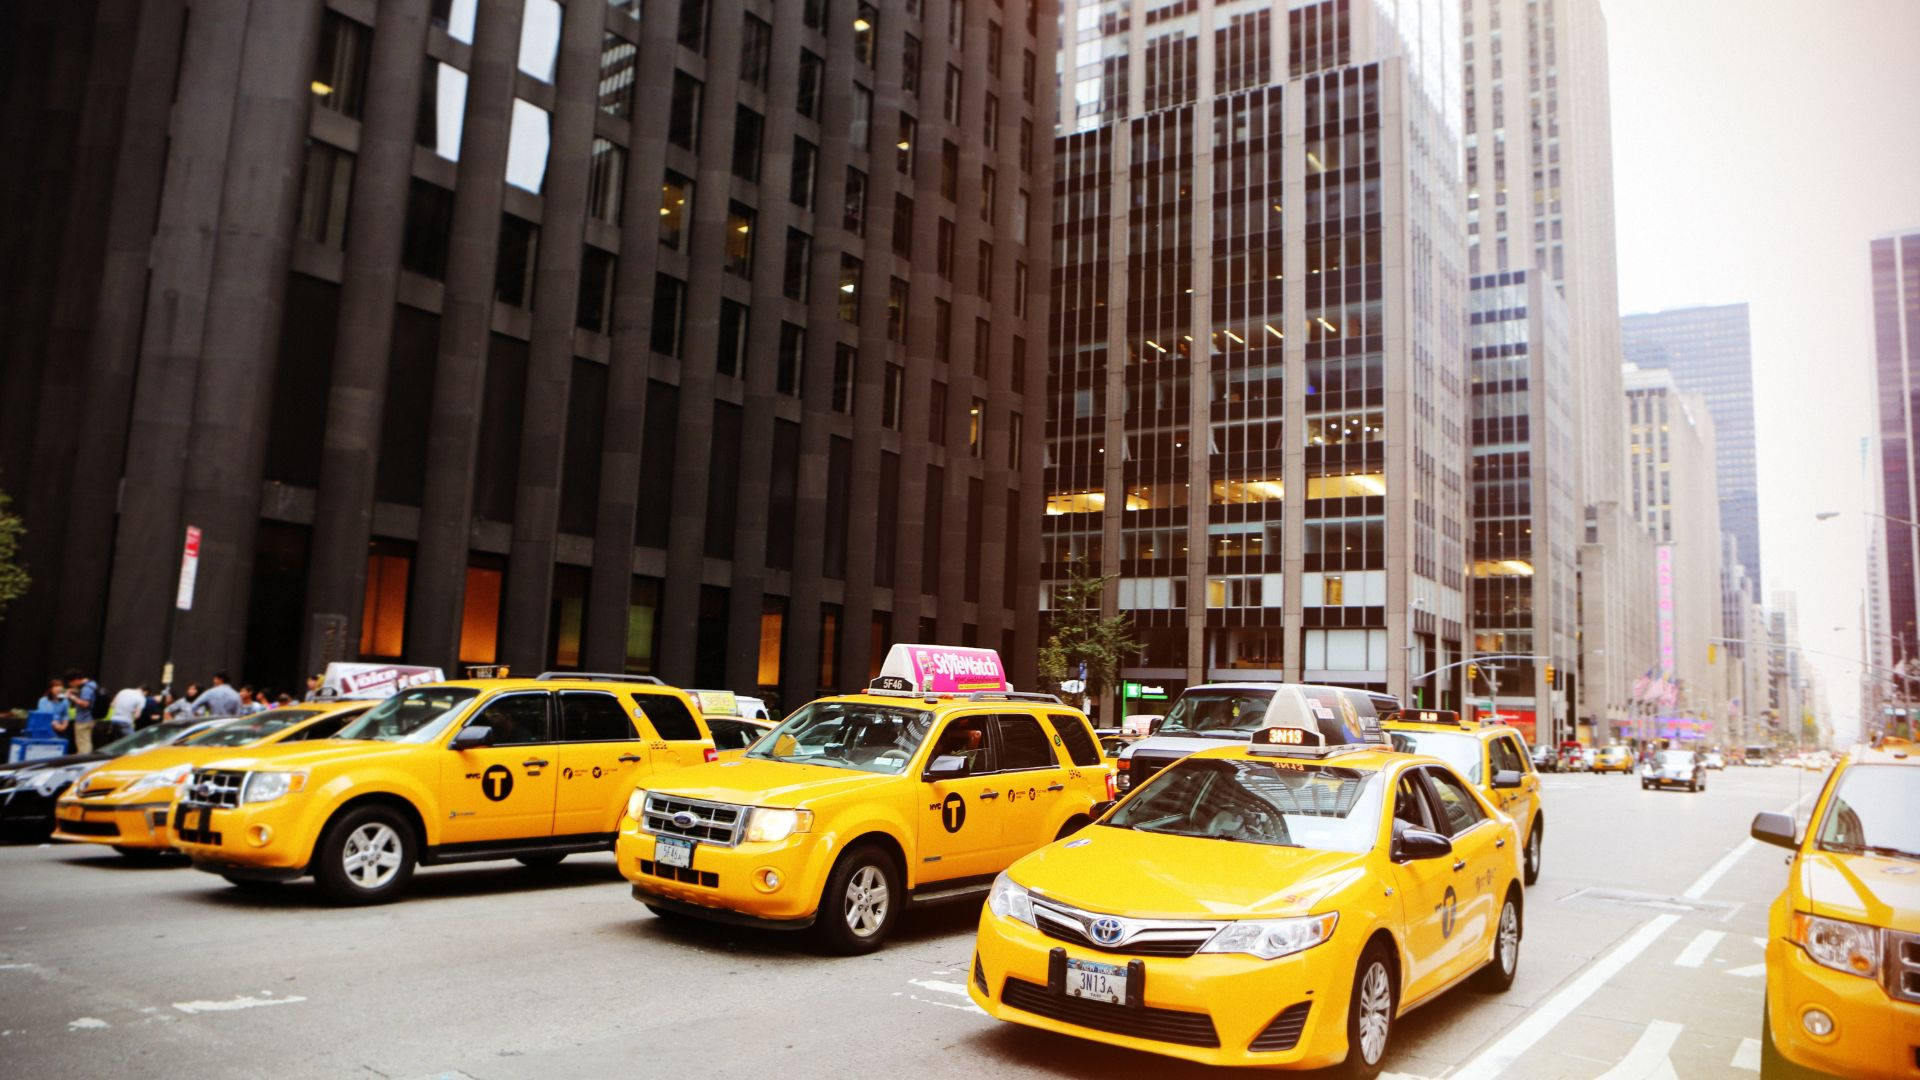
[0,786,58,828]
[1641,773,1696,787]
[171,800,315,875]
[969,907,1354,1069]
[1766,935,1920,1079]
[614,818,835,926]
[51,797,175,848]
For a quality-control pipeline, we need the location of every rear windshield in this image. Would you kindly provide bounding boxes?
[1157,690,1273,736]
[1108,757,1383,853]
[183,709,322,747]
[1656,750,1694,766]
[1388,729,1483,783]
[1815,764,1919,861]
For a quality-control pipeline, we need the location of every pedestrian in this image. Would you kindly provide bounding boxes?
[65,669,99,754]
[275,692,294,708]
[191,672,243,717]
[36,679,69,746]
[136,687,166,730]
[164,683,201,720]
[105,683,146,740]
[303,673,325,701]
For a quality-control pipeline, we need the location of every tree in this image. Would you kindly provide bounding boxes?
[1036,556,1141,698]
[0,489,26,621]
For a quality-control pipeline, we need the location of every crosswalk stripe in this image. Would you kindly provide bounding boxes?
[1595,1020,1684,1080]
[1731,1037,1762,1071]
[1673,929,1724,968]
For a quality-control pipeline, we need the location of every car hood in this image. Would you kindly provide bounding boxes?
[1009,824,1368,919]
[69,746,213,796]
[647,758,900,808]
[1797,850,1920,933]
[0,751,111,777]
[187,739,421,773]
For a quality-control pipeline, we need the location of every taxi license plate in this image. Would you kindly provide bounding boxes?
[655,836,694,869]
[1064,958,1126,1004]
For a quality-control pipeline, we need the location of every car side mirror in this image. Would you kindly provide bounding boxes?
[449,725,493,751]
[1392,826,1453,863]
[1491,769,1522,790]
[1088,799,1116,820]
[1750,810,1798,850]
[922,754,969,782]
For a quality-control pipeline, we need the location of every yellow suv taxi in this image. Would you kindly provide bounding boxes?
[1382,711,1545,886]
[1750,737,1920,1079]
[1594,745,1635,774]
[52,701,371,857]
[619,645,1114,953]
[170,673,714,903]
[971,725,1525,1074]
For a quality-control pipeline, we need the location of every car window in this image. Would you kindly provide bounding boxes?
[1489,736,1525,775]
[291,709,362,741]
[1815,764,1919,860]
[1423,767,1486,836]
[1046,713,1102,767]
[995,715,1057,772]
[749,701,937,774]
[469,693,552,746]
[709,719,760,751]
[1387,729,1483,783]
[1107,758,1384,853]
[559,691,636,742]
[1393,769,1437,831]
[630,692,702,741]
[182,709,323,747]
[338,687,481,743]
[1157,690,1274,735]
[926,715,992,773]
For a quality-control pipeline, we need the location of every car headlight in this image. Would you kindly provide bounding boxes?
[987,870,1036,927]
[1791,913,1880,977]
[240,771,306,804]
[625,788,649,824]
[1198,913,1338,960]
[743,807,814,843]
[126,764,194,796]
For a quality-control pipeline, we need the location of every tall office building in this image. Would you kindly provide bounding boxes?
[1871,228,1920,668]
[0,0,1056,709]
[1044,0,1468,709]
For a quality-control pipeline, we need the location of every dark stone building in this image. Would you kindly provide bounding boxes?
[0,0,1054,712]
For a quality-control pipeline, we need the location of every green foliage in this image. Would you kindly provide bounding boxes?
[0,489,26,620]
[1037,556,1141,696]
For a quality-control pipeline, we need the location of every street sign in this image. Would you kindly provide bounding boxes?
[1060,679,1086,695]
[1077,661,1088,681]
[175,526,202,611]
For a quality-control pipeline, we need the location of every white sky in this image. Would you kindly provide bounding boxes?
[1602,0,1920,743]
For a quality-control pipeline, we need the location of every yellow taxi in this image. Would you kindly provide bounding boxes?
[1381,710,1545,886]
[169,673,715,903]
[1594,745,1636,774]
[619,645,1114,953]
[1750,737,1920,1079]
[691,689,776,762]
[970,725,1526,1074]
[52,701,372,857]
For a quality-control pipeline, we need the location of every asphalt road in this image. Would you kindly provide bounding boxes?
[0,764,1825,1079]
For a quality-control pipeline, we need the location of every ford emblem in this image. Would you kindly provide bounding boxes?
[671,811,699,829]
[1089,917,1124,945]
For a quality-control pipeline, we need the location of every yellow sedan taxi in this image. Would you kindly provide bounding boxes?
[620,645,1114,953]
[1382,711,1545,885]
[970,726,1526,1075]
[51,701,371,856]
[1750,737,1919,1079]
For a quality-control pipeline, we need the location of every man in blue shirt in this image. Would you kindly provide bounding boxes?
[65,670,99,753]
[191,672,243,718]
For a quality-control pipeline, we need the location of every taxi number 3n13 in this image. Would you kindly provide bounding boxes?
[1065,958,1126,1004]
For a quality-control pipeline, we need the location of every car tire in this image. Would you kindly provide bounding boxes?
[815,843,902,955]
[1641,780,1651,790]
[313,804,416,905]
[1474,889,1522,992]
[515,853,567,869]
[1336,943,1396,1079]
[1523,819,1543,886]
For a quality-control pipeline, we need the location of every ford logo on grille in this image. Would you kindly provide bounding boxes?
[193,782,215,799]
[1089,917,1125,945]
[671,811,699,829]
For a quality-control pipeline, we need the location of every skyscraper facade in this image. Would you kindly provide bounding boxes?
[1870,228,1920,668]
[1045,0,1467,708]
[0,0,1056,709]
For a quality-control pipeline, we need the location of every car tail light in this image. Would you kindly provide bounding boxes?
[703,747,718,763]
[1106,770,1119,801]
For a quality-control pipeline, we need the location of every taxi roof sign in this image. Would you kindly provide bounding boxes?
[870,643,1009,695]
[692,690,740,717]
[1388,708,1463,727]
[1250,724,1323,748]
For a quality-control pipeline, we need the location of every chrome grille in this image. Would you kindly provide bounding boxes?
[643,794,745,846]
[181,769,244,810]
[1890,930,1920,1004]
[1030,896,1220,959]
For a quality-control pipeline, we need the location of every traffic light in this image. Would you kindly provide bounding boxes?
[1708,643,1717,663]
[1468,663,1480,682]
[1545,664,1556,686]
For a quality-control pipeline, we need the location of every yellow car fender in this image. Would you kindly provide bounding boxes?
[816,806,918,887]
[305,770,441,854]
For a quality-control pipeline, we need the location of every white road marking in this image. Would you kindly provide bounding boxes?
[908,978,972,998]
[68,1017,109,1030]
[1448,913,1681,1080]
[1673,929,1725,968]
[1725,963,1765,978]
[171,992,307,1014]
[903,978,987,1015]
[1730,1037,1762,1071]
[1595,1020,1684,1080]
[1682,841,1754,900]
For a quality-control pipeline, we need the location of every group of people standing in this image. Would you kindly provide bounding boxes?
[32,670,295,753]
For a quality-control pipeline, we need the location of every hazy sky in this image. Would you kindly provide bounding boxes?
[1600,0,1920,742]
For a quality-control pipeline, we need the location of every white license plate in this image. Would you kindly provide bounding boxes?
[655,836,693,869]
[1064,957,1126,1004]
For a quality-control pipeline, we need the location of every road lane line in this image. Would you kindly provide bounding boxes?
[907,978,972,998]
[170,993,306,1014]
[1594,1020,1683,1080]
[1681,789,1818,901]
[1725,963,1765,978]
[1448,913,1681,1080]
[1672,929,1724,968]
[1730,1037,1762,1071]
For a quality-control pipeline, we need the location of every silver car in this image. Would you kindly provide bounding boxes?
[1112,682,1390,794]
[1641,748,1706,792]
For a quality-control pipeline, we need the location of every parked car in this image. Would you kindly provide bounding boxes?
[1702,750,1726,770]
[0,718,230,839]
[1531,743,1558,772]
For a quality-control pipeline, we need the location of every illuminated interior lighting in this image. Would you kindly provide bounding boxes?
[310,81,333,96]
[1316,316,1338,333]
[1223,329,1244,344]
[840,282,856,292]
[1145,339,1167,353]
[853,17,872,31]
[1264,323,1283,339]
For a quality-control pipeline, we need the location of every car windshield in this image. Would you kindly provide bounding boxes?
[745,701,934,774]
[1157,690,1274,735]
[181,709,321,748]
[1388,730,1482,783]
[335,688,480,743]
[1815,764,1920,861]
[97,722,198,756]
[1656,750,1694,767]
[1107,758,1383,853]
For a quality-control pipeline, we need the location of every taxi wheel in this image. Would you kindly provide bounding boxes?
[815,844,901,955]
[314,806,415,905]
[515,853,567,869]
[1522,820,1542,885]
[1337,944,1396,1079]
[1474,889,1521,992]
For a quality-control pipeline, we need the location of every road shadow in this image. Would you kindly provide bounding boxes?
[187,856,628,910]
[59,849,193,870]
[617,893,983,958]
[956,1021,1368,1079]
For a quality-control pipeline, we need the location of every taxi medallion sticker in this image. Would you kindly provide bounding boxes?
[941,792,967,833]
[481,764,514,802]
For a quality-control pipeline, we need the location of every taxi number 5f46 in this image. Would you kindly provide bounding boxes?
[1065,957,1126,1004]
[656,836,694,869]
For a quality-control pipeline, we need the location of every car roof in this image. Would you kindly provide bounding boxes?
[427,677,689,695]
[1850,739,1919,766]
[1185,741,1425,771]
[813,690,1080,715]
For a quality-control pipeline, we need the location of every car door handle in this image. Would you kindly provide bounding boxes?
[1495,837,1506,848]
[522,758,549,768]
[618,754,642,763]
[1046,783,1065,792]
[978,791,1000,800]
[1452,859,1467,872]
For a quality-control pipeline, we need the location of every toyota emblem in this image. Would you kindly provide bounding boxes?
[1089,917,1124,945]
[671,811,699,830]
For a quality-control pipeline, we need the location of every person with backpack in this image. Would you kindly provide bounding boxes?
[65,669,100,754]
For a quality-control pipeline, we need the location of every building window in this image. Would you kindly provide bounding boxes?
[505,99,550,193]
[732,106,764,182]
[882,361,905,430]
[986,21,1001,74]
[803,0,828,31]
[312,11,370,119]
[740,13,772,89]
[843,167,868,234]
[892,193,914,257]
[929,380,947,444]
[853,3,879,67]
[824,439,851,580]
[777,322,805,396]
[947,0,964,49]
[650,273,686,356]
[724,201,755,277]
[417,61,467,161]
[1013,262,1028,316]
[797,50,824,119]
[832,344,857,413]
[625,576,662,674]
[359,539,412,659]
[980,166,996,221]
[875,458,899,591]
[1011,334,1025,386]
[459,554,504,665]
[790,137,818,209]
[934,298,952,362]
[902,34,922,95]
[494,212,539,307]
[943,66,962,122]
[1008,412,1022,469]
[676,0,707,52]
[939,140,958,199]
[659,170,692,249]
[669,72,702,149]
[400,179,454,280]
[768,420,800,568]
[547,565,588,670]
[783,227,811,300]
[599,31,635,118]
[1022,48,1035,102]
[430,0,476,42]
[704,404,743,558]
[886,277,909,342]
[974,317,990,376]
[818,603,842,689]
[1012,188,1028,243]
[758,597,785,688]
[936,218,954,279]
[717,299,748,377]
[1019,118,1033,172]
[977,242,993,297]
[576,247,615,333]
[850,84,873,150]
[896,113,917,176]
[517,0,561,81]
[983,94,999,150]
[838,253,863,323]
[586,137,625,225]
[636,381,679,547]
[296,140,353,249]
[968,398,985,457]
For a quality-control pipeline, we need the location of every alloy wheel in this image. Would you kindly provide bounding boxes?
[1498,901,1519,975]
[844,865,890,937]
[1356,960,1392,1065]
[342,823,402,890]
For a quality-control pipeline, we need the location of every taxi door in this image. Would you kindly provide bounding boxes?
[1387,766,1462,1002]
[629,691,713,769]
[989,712,1075,860]
[552,690,648,837]
[440,691,559,845]
[916,713,1005,884]
[1422,765,1505,983]
[1486,733,1537,828]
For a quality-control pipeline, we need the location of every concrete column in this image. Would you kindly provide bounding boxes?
[408,0,525,669]
[302,0,434,673]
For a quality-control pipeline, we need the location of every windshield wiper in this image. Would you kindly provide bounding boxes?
[1824,840,1920,861]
